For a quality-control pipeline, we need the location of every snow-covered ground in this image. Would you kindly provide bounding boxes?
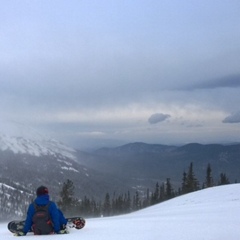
[1,184,240,239]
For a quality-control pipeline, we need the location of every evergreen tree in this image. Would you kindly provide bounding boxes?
[123,191,132,213]
[79,196,91,216]
[165,178,174,199]
[116,194,124,214]
[142,188,150,208]
[159,182,165,202]
[58,179,76,215]
[103,193,111,216]
[133,191,141,210]
[126,191,132,213]
[181,171,187,194]
[205,163,214,188]
[184,162,199,193]
[151,182,160,204]
[90,198,100,217]
[218,173,230,185]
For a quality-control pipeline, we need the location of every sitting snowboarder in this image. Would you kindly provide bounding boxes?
[15,186,68,236]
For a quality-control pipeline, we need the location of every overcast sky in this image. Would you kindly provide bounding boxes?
[0,0,240,149]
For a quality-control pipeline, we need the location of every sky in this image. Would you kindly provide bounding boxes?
[0,0,240,149]
[2,184,240,239]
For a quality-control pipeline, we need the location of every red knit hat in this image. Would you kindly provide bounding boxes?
[36,186,49,196]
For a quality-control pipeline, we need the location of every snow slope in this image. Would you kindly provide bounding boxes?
[1,184,240,240]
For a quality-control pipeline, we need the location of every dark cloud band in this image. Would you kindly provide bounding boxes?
[148,113,171,124]
[222,111,240,123]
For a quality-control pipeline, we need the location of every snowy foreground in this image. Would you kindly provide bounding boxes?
[1,184,240,240]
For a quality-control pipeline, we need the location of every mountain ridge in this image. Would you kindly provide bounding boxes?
[1,127,240,207]
[80,141,240,190]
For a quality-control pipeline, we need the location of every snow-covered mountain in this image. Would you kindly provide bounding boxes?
[1,184,240,239]
[0,121,128,201]
[0,134,77,160]
[0,120,77,160]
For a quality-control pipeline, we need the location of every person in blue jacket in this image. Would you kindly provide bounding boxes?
[15,186,68,236]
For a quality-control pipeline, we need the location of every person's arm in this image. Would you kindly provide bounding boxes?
[58,209,68,225]
[49,202,60,233]
[23,204,35,234]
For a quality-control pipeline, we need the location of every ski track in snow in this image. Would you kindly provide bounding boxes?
[1,184,240,239]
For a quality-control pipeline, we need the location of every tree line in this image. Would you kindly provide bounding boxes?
[58,162,232,218]
[0,162,232,221]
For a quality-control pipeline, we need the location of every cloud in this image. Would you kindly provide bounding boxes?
[222,111,240,123]
[180,121,204,128]
[205,74,240,89]
[184,74,240,91]
[148,113,171,124]
[76,131,106,137]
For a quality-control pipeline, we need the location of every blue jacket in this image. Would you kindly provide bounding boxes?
[23,195,61,234]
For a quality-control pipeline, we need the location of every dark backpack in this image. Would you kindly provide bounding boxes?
[32,202,54,235]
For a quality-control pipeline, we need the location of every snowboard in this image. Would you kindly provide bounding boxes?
[8,217,86,233]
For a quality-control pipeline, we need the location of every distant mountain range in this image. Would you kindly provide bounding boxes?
[1,127,240,207]
[79,142,240,190]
